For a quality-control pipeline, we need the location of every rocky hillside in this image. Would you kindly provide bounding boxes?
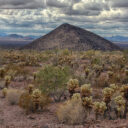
[23,23,120,51]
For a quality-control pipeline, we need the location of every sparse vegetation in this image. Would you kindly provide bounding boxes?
[0,49,128,127]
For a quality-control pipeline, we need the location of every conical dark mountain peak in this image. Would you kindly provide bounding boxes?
[59,23,71,27]
[23,23,120,51]
[58,23,74,28]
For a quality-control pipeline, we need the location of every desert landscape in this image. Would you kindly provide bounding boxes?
[0,47,128,128]
[1,0,128,128]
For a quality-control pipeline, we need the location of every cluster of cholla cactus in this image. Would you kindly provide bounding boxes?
[80,84,93,113]
[25,56,39,66]
[58,55,74,67]
[103,87,114,106]
[67,79,79,97]
[67,81,93,114]
[114,95,125,118]
[19,86,50,113]
[121,85,128,100]
[66,79,128,120]
[120,85,128,118]
[93,102,107,120]
[102,86,115,118]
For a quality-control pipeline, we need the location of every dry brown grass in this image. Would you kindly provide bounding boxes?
[7,89,23,105]
[57,97,87,125]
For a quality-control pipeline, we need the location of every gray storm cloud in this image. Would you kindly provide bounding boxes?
[0,0,46,9]
[0,0,128,36]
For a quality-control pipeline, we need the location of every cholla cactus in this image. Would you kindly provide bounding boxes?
[114,95,125,117]
[80,84,92,97]
[93,65,102,73]
[67,79,79,97]
[28,84,34,94]
[82,96,93,111]
[108,71,113,78]
[120,85,128,118]
[4,75,11,88]
[31,89,42,111]
[103,87,114,105]
[93,101,107,120]
[72,93,81,100]
[110,84,118,92]
[33,72,38,81]
[0,68,5,78]
[85,68,90,76]
[2,88,8,98]
[58,55,73,66]
[120,85,128,100]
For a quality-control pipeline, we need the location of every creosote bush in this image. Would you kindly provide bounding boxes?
[36,65,70,102]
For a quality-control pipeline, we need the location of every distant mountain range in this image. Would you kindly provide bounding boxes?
[105,36,128,42]
[0,33,40,40]
[0,33,128,42]
[0,33,40,49]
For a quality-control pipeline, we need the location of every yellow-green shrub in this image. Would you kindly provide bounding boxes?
[57,93,86,125]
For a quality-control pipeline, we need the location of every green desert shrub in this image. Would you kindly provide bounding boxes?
[36,65,70,102]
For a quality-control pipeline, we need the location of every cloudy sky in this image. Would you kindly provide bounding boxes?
[0,0,128,37]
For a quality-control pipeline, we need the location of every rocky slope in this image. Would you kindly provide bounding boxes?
[23,23,120,51]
